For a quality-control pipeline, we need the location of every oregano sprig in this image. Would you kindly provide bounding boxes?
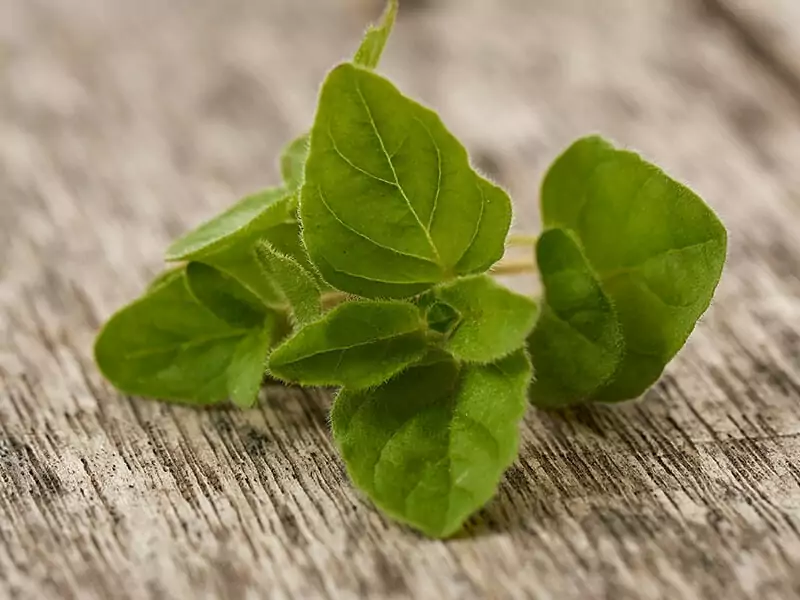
[93,1,726,538]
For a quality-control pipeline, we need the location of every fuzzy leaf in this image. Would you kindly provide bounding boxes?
[255,242,321,325]
[353,0,398,70]
[263,221,319,277]
[166,188,296,306]
[531,136,727,405]
[332,349,531,538]
[268,300,428,390]
[528,229,623,407]
[186,262,266,328]
[280,134,309,192]
[94,268,277,406]
[422,275,537,363]
[166,188,293,261]
[301,63,511,298]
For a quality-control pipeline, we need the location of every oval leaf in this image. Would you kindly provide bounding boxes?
[535,136,727,404]
[423,275,538,364]
[300,63,511,298]
[95,268,276,406]
[332,350,531,538]
[268,300,428,389]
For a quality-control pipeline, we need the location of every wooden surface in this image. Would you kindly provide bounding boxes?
[2,0,800,598]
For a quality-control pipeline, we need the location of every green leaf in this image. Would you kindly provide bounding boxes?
[528,229,623,407]
[95,268,277,406]
[185,262,266,328]
[531,136,727,405]
[300,63,511,299]
[280,134,309,192]
[166,188,296,306]
[255,241,321,325]
[353,0,398,70]
[422,275,537,364]
[227,325,275,408]
[146,267,184,294]
[268,300,428,390]
[454,179,515,274]
[332,349,531,538]
[167,188,294,261]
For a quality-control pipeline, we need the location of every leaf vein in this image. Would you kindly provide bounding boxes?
[598,238,721,280]
[316,186,440,264]
[352,74,441,262]
[458,180,487,266]
[327,128,397,186]
[413,116,442,230]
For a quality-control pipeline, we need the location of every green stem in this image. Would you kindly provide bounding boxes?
[506,234,538,248]
[489,258,537,276]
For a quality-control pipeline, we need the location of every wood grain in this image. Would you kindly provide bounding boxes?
[2,0,800,598]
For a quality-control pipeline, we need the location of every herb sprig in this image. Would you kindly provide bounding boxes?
[94,0,726,538]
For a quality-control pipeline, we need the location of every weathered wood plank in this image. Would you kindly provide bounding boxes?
[2,0,800,598]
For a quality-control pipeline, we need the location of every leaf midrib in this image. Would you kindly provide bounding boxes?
[352,70,442,264]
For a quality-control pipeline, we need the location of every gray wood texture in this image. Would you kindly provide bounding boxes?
[2,0,800,598]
